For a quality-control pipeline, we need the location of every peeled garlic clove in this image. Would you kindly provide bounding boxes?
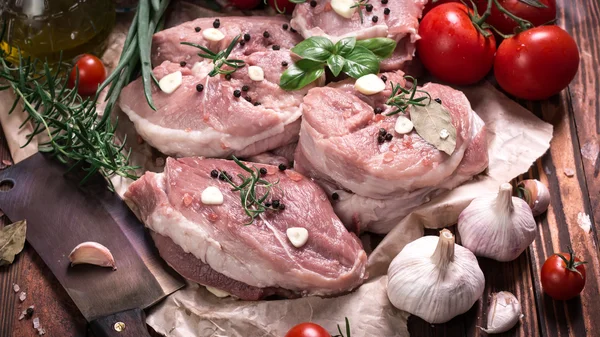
[458,183,537,262]
[481,291,523,334]
[518,179,550,216]
[355,74,386,95]
[202,28,225,42]
[387,229,485,324]
[331,0,357,19]
[158,71,182,94]
[68,242,116,270]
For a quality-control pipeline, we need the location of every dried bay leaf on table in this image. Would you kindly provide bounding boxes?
[0,220,27,266]
[410,102,457,155]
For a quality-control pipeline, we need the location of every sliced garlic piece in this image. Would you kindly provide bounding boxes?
[206,286,231,298]
[202,28,225,42]
[395,116,414,134]
[286,227,309,248]
[201,186,224,205]
[355,74,386,95]
[158,71,182,94]
[69,242,116,270]
[248,66,265,81]
[331,0,357,19]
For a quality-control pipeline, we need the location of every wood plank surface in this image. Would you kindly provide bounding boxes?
[1,1,599,336]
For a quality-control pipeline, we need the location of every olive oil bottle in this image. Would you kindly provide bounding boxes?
[0,0,116,63]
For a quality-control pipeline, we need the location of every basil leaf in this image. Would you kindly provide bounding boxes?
[410,102,457,155]
[518,0,548,8]
[279,59,325,91]
[356,38,397,59]
[334,37,356,56]
[342,46,380,78]
[327,55,345,77]
[292,36,335,62]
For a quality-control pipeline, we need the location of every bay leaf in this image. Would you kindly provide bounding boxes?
[0,220,27,266]
[409,102,457,155]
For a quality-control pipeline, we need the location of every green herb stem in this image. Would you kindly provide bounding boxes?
[181,35,246,77]
[385,76,431,116]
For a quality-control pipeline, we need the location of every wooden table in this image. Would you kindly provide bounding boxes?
[1,0,599,336]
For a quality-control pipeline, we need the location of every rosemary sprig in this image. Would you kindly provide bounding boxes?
[221,156,282,225]
[350,0,369,24]
[385,76,431,116]
[0,53,139,187]
[332,317,352,337]
[181,35,246,77]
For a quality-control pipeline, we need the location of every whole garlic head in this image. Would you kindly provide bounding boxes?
[458,183,537,262]
[481,291,523,334]
[387,229,485,324]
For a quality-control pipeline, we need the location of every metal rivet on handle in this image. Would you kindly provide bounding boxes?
[114,322,126,332]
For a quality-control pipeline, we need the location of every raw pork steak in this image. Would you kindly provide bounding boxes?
[125,157,367,299]
[152,16,302,66]
[294,77,488,233]
[291,0,428,70]
[119,51,315,158]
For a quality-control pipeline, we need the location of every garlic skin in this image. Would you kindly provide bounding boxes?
[387,229,485,324]
[68,242,116,270]
[518,179,550,216]
[481,291,523,334]
[458,183,537,262]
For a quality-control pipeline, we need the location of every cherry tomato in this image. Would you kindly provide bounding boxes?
[477,0,556,35]
[285,322,331,337]
[541,249,586,301]
[267,0,297,14]
[417,3,496,85]
[228,0,261,10]
[67,54,106,97]
[494,25,579,100]
[422,0,461,16]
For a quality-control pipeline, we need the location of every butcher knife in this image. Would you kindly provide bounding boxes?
[0,153,184,337]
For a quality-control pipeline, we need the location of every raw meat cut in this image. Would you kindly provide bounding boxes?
[125,157,368,299]
[152,16,302,67]
[119,50,317,158]
[294,77,488,233]
[290,0,428,70]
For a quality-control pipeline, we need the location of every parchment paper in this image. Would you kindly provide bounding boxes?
[0,3,553,337]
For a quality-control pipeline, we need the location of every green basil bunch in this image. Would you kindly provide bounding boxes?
[279,36,397,91]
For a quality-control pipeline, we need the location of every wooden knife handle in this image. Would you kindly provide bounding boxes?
[89,308,152,337]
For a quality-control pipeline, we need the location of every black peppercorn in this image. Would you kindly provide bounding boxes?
[213,19,220,28]
[366,4,373,12]
[272,45,281,50]
[278,203,286,210]
[283,23,289,30]
[244,33,251,41]
[254,102,262,106]
[384,8,390,15]
[265,202,272,207]
[219,172,227,181]
[381,75,387,83]
[245,96,252,102]
[377,135,385,144]
[278,164,287,171]
[260,167,268,175]
[290,27,297,33]
[242,85,249,92]
[381,0,388,4]
[26,307,34,317]
[272,200,280,208]
[379,128,387,136]
[374,107,383,114]
[240,40,246,46]
[332,192,339,200]
[281,61,289,67]
[225,74,232,81]
[385,133,393,141]
[263,31,270,38]
[194,27,201,32]
[210,170,218,178]
[310,0,317,7]
[233,89,242,98]
[180,61,186,67]
[372,16,379,23]
[435,98,442,104]
[196,84,204,92]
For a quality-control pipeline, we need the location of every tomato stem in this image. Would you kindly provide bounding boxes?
[464,0,492,38]
[555,246,588,279]
[491,0,535,33]
[475,0,493,26]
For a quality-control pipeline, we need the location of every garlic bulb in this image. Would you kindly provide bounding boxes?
[458,183,537,262]
[481,291,523,334]
[518,179,550,216]
[387,229,485,324]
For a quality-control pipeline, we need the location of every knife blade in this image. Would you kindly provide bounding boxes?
[0,153,184,337]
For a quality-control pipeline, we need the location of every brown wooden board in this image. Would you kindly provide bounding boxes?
[1,1,599,336]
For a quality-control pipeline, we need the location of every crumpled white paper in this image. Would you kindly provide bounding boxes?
[0,3,553,336]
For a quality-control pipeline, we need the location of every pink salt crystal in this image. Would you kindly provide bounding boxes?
[182,193,193,206]
[207,213,219,222]
[285,170,303,182]
[383,152,395,163]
